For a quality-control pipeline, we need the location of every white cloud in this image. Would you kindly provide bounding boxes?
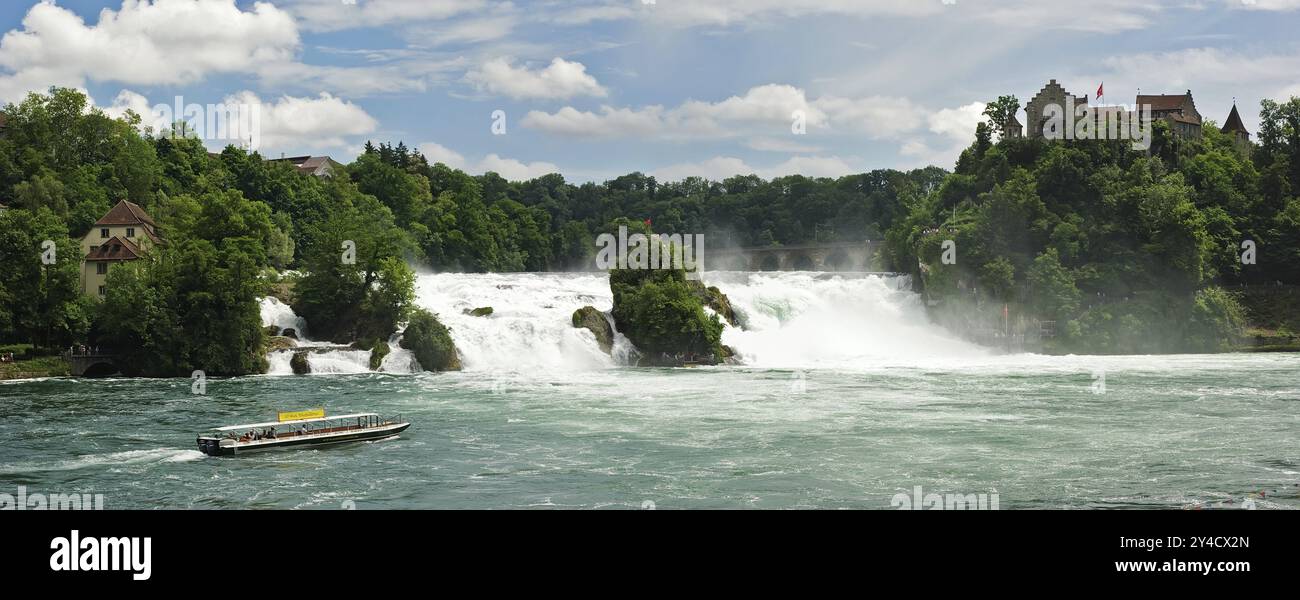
[523,84,945,144]
[465,57,607,100]
[812,95,927,139]
[101,89,154,122]
[418,142,560,181]
[419,141,467,168]
[411,15,517,46]
[928,102,987,142]
[0,0,299,102]
[561,0,1162,32]
[651,155,860,181]
[522,84,825,139]
[746,137,824,153]
[477,153,562,181]
[284,0,487,32]
[0,1,459,103]
[1230,0,1300,10]
[236,92,379,150]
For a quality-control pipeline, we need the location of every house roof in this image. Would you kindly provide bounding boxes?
[1222,104,1250,135]
[94,200,156,228]
[267,155,339,175]
[85,236,143,262]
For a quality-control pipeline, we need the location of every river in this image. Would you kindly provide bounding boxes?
[1,272,1297,509]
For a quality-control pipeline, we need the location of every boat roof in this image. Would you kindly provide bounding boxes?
[214,413,379,431]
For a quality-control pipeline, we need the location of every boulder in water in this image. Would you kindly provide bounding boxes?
[400,308,462,372]
[290,351,311,375]
[571,306,614,354]
[369,341,390,370]
[464,306,494,317]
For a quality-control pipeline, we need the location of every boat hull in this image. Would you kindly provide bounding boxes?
[197,422,410,456]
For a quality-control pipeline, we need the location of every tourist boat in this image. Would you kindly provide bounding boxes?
[196,410,410,456]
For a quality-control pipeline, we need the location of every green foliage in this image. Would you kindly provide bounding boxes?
[1026,249,1080,320]
[0,207,89,349]
[609,264,724,364]
[291,190,416,343]
[400,308,460,371]
[982,95,1021,140]
[96,237,267,377]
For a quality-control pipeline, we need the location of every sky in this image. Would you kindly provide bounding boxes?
[1,0,1298,183]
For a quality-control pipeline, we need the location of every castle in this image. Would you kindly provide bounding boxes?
[1008,79,1251,149]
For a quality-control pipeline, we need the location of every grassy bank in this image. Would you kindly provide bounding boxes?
[0,355,70,380]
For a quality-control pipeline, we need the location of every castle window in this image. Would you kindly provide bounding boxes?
[96,263,107,275]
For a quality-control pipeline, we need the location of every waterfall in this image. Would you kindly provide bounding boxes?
[707,272,986,368]
[411,272,628,372]
[408,271,982,372]
[258,298,419,375]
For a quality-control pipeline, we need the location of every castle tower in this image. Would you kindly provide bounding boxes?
[1024,79,1088,139]
[1221,102,1251,154]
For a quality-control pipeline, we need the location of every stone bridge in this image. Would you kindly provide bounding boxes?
[706,241,885,272]
[67,352,120,377]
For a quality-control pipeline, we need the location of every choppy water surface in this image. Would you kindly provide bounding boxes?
[2,272,1297,509]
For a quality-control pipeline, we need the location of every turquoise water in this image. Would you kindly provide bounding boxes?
[2,352,1298,509]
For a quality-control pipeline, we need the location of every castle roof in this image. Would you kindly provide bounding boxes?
[1137,90,1193,110]
[1222,104,1250,135]
[85,236,143,262]
[94,200,156,228]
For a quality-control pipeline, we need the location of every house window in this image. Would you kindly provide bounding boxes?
[126,227,135,238]
[100,228,110,238]
[98,286,106,296]
[96,263,108,275]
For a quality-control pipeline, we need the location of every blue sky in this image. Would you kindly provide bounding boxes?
[2,0,1298,182]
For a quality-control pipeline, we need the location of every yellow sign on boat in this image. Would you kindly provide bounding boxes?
[278,408,325,422]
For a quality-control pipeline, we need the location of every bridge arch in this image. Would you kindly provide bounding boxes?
[824,249,852,271]
[80,360,121,378]
[789,253,815,271]
[722,256,751,271]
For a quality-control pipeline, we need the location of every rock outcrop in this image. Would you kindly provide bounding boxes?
[571,306,614,354]
[400,308,463,372]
